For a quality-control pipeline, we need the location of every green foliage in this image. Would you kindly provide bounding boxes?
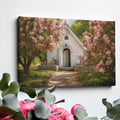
[45,90,56,105]
[78,71,115,86]
[37,86,56,98]
[3,94,20,111]
[38,51,47,65]
[20,87,36,98]
[18,70,55,88]
[75,107,98,120]
[0,73,10,91]
[0,73,20,97]
[75,107,88,119]
[102,98,120,120]
[0,99,3,106]
[71,20,90,43]
[32,56,41,65]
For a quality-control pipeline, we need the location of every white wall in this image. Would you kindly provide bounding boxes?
[0,0,120,119]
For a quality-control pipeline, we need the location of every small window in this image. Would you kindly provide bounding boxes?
[65,36,68,40]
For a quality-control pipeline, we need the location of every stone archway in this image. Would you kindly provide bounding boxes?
[63,48,70,67]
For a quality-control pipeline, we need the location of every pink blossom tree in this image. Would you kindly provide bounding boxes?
[18,17,64,74]
[83,21,115,74]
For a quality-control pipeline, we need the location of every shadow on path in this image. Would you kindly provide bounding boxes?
[48,71,82,87]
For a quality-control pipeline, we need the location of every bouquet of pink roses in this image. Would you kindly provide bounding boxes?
[0,73,98,120]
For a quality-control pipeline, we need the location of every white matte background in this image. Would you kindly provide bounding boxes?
[0,0,120,119]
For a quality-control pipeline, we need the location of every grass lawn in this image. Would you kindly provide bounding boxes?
[18,70,55,88]
[78,71,115,86]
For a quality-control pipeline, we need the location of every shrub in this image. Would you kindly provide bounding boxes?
[78,71,115,86]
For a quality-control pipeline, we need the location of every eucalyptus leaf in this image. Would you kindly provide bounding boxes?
[45,90,56,105]
[2,88,10,97]
[11,111,26,120]
[2,81,20,97]
[113,98,120,107]
[37,89,45,98]
[20,87,36,98]
[9,81,20,94]
[107,104,120,120]
[101,116,111,120]
[37,86,56,99]
[34,100,49,119]
[0,106,16,118]
[48,86,56,93]
[102,99,112,109]
[84,117,98,120]
[55,99,65,104]
[75,107,88,119]
[24,99,33,102]
[0,73,10,91]
[3,94,20,111]
[0,99,3,106]
[28,110,48,120]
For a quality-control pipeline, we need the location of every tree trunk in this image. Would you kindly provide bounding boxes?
[24,65,30,74]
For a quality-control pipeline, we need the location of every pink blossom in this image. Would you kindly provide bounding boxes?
[19,101,35,118]
[96,64,100,71]
[103,55,106,59]
[51,60,54,65]
[71,104,86,116]
[38,35,44,41]
[83,31,87,36]
[19,41,26,46]
[97,24,103,30]
[0,116,13,120]
[96,31,101,39]
[106,50,111,56]
[20,28,23,32]
[111,44,115,51]
[25,25,28,31]
[93,26,97,33]
[103,34,110,44]
[87,38,91,44]
[29,32,34,35]
[105,60,113,66]
[96,60,104,71]
[21,33,25,37]
[27,21,30,25]
[91,52,97,58]
[89,21,92,27]
[36,44,45,50]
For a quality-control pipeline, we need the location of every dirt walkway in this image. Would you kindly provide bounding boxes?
[48,71,82,87]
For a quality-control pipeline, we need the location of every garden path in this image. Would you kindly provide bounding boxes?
[48,71,82,87]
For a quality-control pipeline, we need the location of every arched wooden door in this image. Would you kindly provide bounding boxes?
[63,48,70,67]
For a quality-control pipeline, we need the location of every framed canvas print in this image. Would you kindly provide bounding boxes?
[18,16,115,88]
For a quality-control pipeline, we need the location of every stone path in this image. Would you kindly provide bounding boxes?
[48,71,82,87]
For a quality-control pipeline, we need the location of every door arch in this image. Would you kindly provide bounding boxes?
[63,48,70,67]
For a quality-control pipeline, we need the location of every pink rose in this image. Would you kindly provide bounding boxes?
[71,104,86,116]
[52,108,69,120]
[44,103,58,114]
[48,115,62,120]
[19,101,35,118]
[64,113,74,120]
[49,104,58,113]
[0,116,13,120]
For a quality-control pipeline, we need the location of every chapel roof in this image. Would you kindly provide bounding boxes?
[64,22,86,50]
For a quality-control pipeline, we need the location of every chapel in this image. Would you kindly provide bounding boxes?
[47,22,86,69]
